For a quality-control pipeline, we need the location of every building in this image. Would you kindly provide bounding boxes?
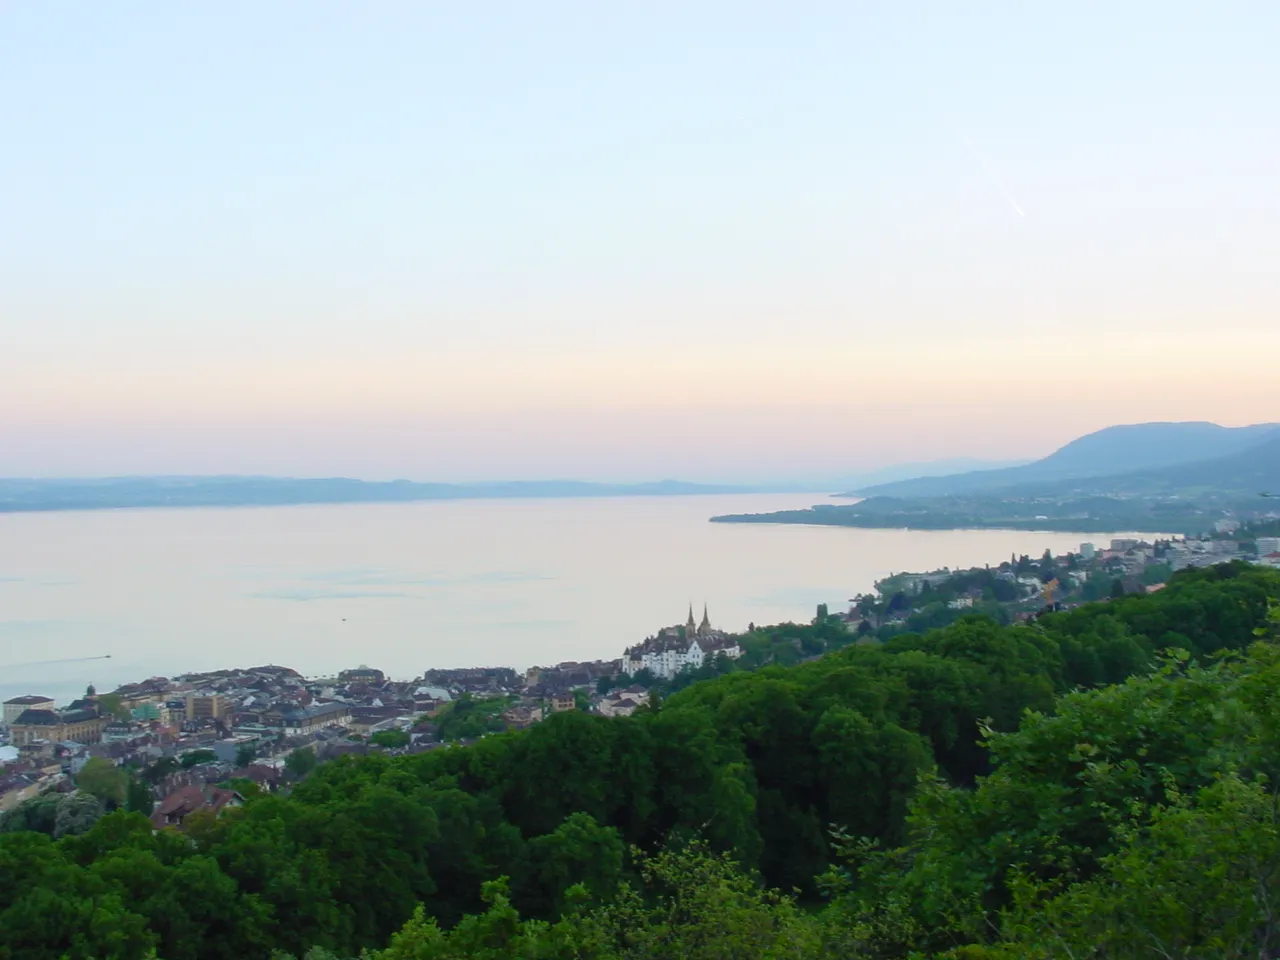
[0,772,56,813]
[597,687,650,718]
[621,606,743,680]
[548,694,577,713]
[1079,543,1096,560]
[1214,519,1242,534]
[339,666,386,685]
[9,706,107,747]
[185,694,229,722]
[150,785,244,831]
[501,705,544,728]
[1257,537,1280,556]
[3,696,55,726]
[265,702,352,736]
[1110,539,1140,553]
[101,721,143,742]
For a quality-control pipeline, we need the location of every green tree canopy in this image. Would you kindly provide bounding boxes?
[76,757,129,808]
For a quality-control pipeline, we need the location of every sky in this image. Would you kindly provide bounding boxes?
[3,2,1279,482]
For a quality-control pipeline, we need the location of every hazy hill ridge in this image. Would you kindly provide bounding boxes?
[852,421,1280,498]
[0,477,793,513]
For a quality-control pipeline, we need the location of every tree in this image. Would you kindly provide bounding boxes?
[285,745,318,778]
[518,812,624,918]
[180,748,217,768]
[54,790,106,837]
[96,692,132,721]
[142,755,179,783]
[77,757,129,808]
[126,777,154,816]
[235,742,258,767]
[0,563,1274,960]
[1109,577,1127,599]
[0,791,104,838]
[370,730,411,749]
[592,842,820,959]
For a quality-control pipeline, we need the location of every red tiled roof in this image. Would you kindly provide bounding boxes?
[150,785,241,830]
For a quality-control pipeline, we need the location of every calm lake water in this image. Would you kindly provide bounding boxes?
[0,494,1152,703]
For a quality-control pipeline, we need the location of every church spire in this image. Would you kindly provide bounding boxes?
[699,603,711,634]
[686,604,697,634]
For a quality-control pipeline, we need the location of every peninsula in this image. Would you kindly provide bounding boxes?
[713,420,1280,535]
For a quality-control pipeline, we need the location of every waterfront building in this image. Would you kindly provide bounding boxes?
[621,605,743,680]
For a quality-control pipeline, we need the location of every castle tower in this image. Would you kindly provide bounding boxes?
[699,603,711,635]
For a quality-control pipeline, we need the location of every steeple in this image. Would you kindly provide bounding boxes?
[699,603,711,634]
[686,604,697,634]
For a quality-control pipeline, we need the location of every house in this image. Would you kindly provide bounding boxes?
[150,784,245,831]
[597,687,650,718]
[0,773,45,813]
[501,705,543,728]
[230,764,284,792]
[549,694,577,713]
[3,695,55,727]
[348,706,405,737]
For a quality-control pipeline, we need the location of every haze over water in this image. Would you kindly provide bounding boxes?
[0,494,1155,703]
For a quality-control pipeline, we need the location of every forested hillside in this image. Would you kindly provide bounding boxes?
[2,564,1278,960]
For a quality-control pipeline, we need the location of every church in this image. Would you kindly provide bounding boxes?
[620,605,743,680]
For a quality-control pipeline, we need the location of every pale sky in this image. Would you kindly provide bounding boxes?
[3,2,1278,481]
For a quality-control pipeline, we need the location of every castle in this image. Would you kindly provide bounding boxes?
[620,605,743,680]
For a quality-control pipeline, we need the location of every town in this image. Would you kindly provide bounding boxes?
[4,523,1279,832]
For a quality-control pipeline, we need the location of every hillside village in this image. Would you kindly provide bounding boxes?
[4,523,1278,831]
[851,525,1280,639]
[0,609,747,828]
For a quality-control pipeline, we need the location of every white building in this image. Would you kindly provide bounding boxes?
[1256,537,1280,556]
[1079,543,1096,560]
[621,606,742,680]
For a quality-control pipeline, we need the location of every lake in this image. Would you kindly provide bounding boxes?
[0,494,1152,703]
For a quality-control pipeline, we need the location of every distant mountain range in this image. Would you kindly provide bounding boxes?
[713,420,1280,535]
[822,457,1029,491]
[0,476,796,513]
[1036,429,1280,498]
[850,422,1280,498]
[6,422,1276,517]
